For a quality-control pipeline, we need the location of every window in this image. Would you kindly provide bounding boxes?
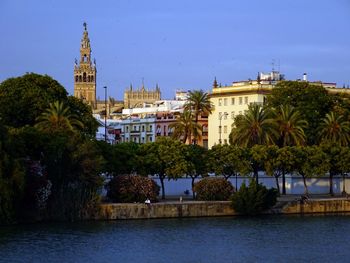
[218,99,222,106]
[231,98,235,105]
[142,125,145,132]
[231,111,235,119]
[218,112,222,120]
[224,112,228,120]
[83,72,86,82]
[224,98,227,106]
[224,125,227,133]
[142,137,145,143]
[75,76,78,82]
[239,97,243,105]
[149,136,153,142]
[126,126,129,132]
[149,125,153,132]
[245,97,248,104]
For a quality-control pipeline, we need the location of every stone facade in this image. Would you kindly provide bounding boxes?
[124,84,161,108]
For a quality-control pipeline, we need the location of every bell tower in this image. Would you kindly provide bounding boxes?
[74,22,96,107]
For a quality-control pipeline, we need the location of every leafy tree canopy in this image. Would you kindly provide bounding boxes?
[0,73,98,136]
[267,81,334,144]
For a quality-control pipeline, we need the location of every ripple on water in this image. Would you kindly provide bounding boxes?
[0,216,350,263]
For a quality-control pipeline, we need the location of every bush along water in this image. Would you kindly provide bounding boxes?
[106,175,160,203]
[193,177,234,201]
[231,180,278,215]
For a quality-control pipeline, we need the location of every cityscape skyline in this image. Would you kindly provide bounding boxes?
[1,0,350,100]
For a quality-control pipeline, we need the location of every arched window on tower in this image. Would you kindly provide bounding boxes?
[83,55,87,62]
[87,75,90,82]
[75,76,78,82]
[79,75,82,82]
[83,73,87,82]
[91,75,94,82]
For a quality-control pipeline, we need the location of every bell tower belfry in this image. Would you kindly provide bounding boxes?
[74,22,96,106]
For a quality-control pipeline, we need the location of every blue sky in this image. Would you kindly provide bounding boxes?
[1,0,349,100]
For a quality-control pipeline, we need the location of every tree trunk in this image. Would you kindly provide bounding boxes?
[191,177,196,200]
[329,172,334,196]
[282,168,286,195]
[254,167,259,184]
[275,176,280,194]
[160,175,165,199]
[302,175,308,195]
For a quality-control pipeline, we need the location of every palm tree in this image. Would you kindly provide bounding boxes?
[169,111,201,144]
[272,105,308,147]
[35,101,83,132]
[184,90,213,123]
[184,90,213,144]
[230,103,276,147]
[318,111,350,146]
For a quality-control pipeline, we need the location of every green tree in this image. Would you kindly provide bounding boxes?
[184,90,213,123]
[138,138,187,199]
[272,105,307,147]
[336,147,350,195]
[263,146,295,194]
[0,73,68,128]
[292,146,328,195]
[184,90,213,144]
[207,145,250,189]
[230,104,276,147]
[320,143,343,196]
[0,123,25,224]
[0,73,98,136]
[267,81,333,144]
[170,111,201,144]
[183,144,208,199]
[318,112,350,146]
[35,101,84,133]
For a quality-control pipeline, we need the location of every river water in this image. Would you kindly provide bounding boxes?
[1,215,349,263]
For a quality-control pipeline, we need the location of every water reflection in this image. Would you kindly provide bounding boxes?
[1,216,350,263]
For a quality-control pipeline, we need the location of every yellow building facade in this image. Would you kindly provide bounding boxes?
[208,79,274,148]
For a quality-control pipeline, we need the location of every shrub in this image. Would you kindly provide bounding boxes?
[193,177,234,201]
[231,180,278,215]
[106,175,160,203]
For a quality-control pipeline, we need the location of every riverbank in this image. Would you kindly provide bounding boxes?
[96,196,350,220]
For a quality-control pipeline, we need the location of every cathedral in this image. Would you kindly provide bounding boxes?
[74,23,161,118]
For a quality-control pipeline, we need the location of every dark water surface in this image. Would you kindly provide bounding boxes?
[0,215,349,263]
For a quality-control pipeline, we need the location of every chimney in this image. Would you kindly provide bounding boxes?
[303,73,307,81]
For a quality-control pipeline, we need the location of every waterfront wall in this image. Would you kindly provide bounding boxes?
[282,199,350,214]
[98,201,235,220]
[97,199,350,220]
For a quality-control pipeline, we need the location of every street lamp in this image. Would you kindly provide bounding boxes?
[104,86,107,142]
[219,112,228,144]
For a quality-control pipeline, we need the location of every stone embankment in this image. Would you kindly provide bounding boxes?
[97,198,350,220]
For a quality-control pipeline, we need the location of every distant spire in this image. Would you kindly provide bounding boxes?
[257,72,261,83]
[130,83,133,91]
[213,77,218,89]
[141,78,145,91]
[83,22,87,31]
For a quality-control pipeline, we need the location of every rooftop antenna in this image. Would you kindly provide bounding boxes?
[271,59,275,72]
